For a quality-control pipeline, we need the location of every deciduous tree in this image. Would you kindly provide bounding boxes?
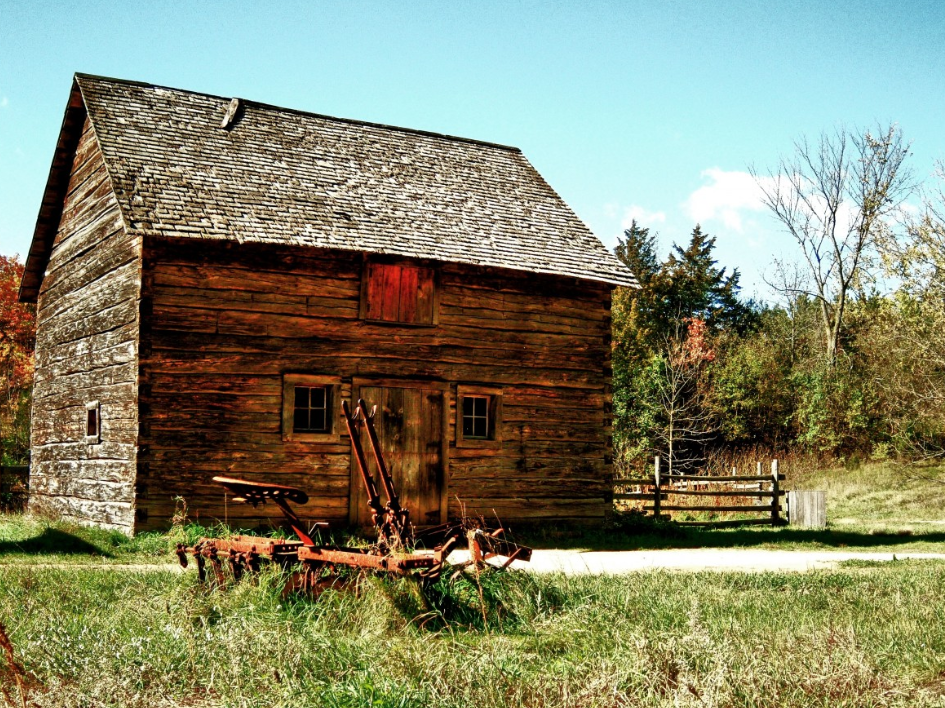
[0,255,36,463]
[752,125,913,365]
[652,318,717,475]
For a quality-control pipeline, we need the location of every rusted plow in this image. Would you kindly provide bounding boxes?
[177,398,531,596]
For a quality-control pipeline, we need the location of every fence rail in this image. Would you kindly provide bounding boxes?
[614,457,786,527]
[0,465,29,513]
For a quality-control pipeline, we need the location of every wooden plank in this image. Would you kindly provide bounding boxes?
[153,263,361,299]
[380,263,401,321]
[438,265,610,305]
[787,490,827,529]
[398,265,418,323]
[771,459,781,524]
[416,266,435,324]
[654,455,661,518]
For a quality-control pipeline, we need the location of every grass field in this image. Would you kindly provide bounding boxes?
[0,461,943,707]
[3,559,945,707]
[789,460,945,531]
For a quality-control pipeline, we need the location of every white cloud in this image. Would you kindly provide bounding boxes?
[620,204,666,229]
[684,168,767,232]
[0,95,8,109]
[900,200,921,217]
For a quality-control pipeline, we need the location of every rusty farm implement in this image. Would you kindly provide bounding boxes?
[176,398,531,594]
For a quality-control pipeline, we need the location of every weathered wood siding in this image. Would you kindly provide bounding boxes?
[137,238,612,531]
[29,115,140,531]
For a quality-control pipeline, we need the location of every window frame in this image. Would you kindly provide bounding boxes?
[282,374,342,442]
[360,260,438,327]
[455,385,502,449]
[462,395,491,440]
[85,400,101,445]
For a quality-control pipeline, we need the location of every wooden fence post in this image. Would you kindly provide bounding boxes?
[653,455,661,520]
[771,459,780,525]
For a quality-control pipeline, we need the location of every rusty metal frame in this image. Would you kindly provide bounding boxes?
[177,394,529,595]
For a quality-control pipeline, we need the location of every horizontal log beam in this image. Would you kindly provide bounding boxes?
[643,504,780,513]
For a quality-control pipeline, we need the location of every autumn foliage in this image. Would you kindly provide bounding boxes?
[675,317,715,368]
[0,255,36,463]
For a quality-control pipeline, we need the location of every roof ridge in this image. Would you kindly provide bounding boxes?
[74,72,523,154]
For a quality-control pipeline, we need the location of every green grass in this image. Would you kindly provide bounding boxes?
[0,515,371,567]
[0,514,174,564]
[2,561,945,707]
[1,461,944,705]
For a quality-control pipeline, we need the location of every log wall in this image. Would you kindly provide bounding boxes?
[137,238,614,531]
[29,115,141,531]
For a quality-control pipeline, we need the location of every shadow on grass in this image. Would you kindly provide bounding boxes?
[520,523,945,552]
[0,527,115,558]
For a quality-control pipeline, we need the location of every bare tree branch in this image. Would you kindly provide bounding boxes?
[751,125,914,364]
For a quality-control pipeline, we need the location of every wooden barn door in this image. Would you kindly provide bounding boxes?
[349,382,448,528]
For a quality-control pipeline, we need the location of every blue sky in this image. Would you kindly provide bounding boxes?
[2,1,944,299]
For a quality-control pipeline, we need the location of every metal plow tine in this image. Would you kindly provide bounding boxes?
[207,547,225,585]
[194,549,207,584]
[229,549,243,582]
[245,550,261,574]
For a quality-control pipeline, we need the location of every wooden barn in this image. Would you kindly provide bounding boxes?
[19,74,637,534]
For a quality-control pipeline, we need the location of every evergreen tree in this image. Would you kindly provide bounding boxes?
[614,220,659,287]
[653,225,756,337]
[612,221,663,464]
[613,221,663,356]
[611,223,758,469]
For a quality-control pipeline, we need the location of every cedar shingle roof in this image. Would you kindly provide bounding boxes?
[21,74,636,301]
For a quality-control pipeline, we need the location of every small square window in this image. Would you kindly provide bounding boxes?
[456,386,502,448]
[462,395,490,439]
[85,401,101,444]
[282,374,341,442]
[294,385,329,433]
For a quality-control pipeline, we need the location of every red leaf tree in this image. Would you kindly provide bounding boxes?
[0,255,36,464]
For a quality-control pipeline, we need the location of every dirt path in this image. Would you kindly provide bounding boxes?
[505,549,945,574]
[5,549,945,575]
[0,562,186,572]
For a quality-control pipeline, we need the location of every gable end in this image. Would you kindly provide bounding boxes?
[20,81,93,303]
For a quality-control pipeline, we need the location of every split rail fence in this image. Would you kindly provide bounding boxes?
[0,465,28,513]
[614,457,786,527]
